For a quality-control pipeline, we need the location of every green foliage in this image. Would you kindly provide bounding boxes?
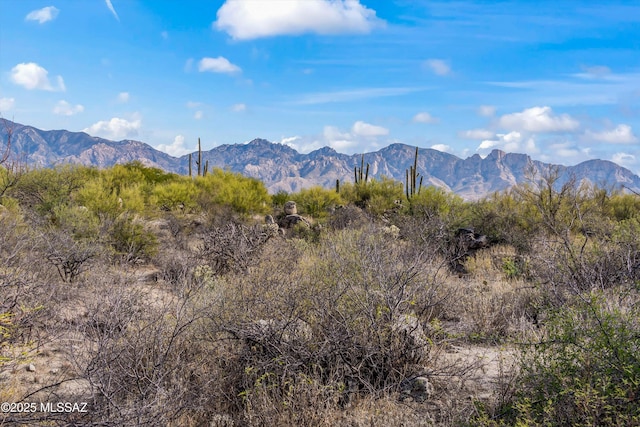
[109,214,158,263]
[271,190,289,208]
[290,186,342,218]
[340,176,403,214]
[407,185,465,219]
[607,193,640,221]
[74,179,124,220]
[53,204,100,239]
[196,168,270,215]
[502,292,640,426]
[151,179,199,212]
[120,161,178,185]
[11,165,92,221]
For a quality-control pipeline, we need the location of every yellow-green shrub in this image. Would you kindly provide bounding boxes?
[290,186,342,218]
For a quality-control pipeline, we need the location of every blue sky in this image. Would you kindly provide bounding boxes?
[1,0,639,172]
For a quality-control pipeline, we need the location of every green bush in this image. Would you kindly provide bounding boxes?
[196,168,270,215]
[151,179,199,212]
[499,292,640,426]
[109,215,158,263]
[290,186,342,218]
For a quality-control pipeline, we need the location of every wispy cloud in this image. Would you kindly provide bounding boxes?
[413,112,438,123]
[0,98,15,113]
[105,0,120,21]
[423,59,451,76]
[585,124,638,144]
[352,121,388,137]
[291,86,427,105]
[117,92,130,103]
[25,6,59,24]
[198,57,241,74]
[53,100,84,116]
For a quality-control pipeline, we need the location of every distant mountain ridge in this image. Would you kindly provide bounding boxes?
[2,120,640,200]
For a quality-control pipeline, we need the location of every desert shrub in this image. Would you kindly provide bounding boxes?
[10,165,91,222]
[120,160,178,185]
[74,179,123,220]
[607,192,640,221]
[109,214,158,263]
[198,222,276,275]
[271,189,289,208]
[470,191,535,253]
[339,177,404,215]
[53,204,101,239]
[205,226,452,426]
[74,277,215,426]
[327,204,370,230]
[407,185,465,220]
[495,292,640,426]
[43,230,98,282]
[151,179,199,212]
[196,168,270,215]
[290,185,342,218]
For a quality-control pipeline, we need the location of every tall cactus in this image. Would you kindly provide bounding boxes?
[195,138,203,176]
[354,154,369,185]
[405,146,423,200]
[189,138,205,177]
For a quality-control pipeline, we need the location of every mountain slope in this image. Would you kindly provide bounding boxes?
[2,120,640,199]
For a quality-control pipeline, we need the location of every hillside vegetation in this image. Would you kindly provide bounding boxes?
[1,161,639,426]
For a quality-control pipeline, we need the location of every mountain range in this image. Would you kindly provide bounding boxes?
[2,119,640,200]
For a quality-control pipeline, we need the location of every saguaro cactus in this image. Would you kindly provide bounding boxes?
[354,154,369,185]
[405,146,423,200]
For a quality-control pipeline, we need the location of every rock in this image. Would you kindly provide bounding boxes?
[400,376,434,403]
[278,214,310,229]
[283,201,297,215]
[26,363,36,372]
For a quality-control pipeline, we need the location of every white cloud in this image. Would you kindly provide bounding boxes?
[322,126,357,151]
[25,6,59,23]
[84,117,141,140]
[155,135,192,157]
[478,105,496,117]
[279,135,303,150]
[497,106,579,133]
[214,0,384,40]
[231,103,246,112]
[612,152,636,167]
[423,59,450,76]
[459,129,495,140]
[585,124,638,144]
[53,100,84,116]
[105,0,120,21]
[194,110,203,120]
[477,131,538,155]
[412,112,438,123]
[0,98,15,113]
[10,62,65,91]
[117,92,130,103]
[431,144,451,153]
[198,57,241,74]
[352,120,388,137]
